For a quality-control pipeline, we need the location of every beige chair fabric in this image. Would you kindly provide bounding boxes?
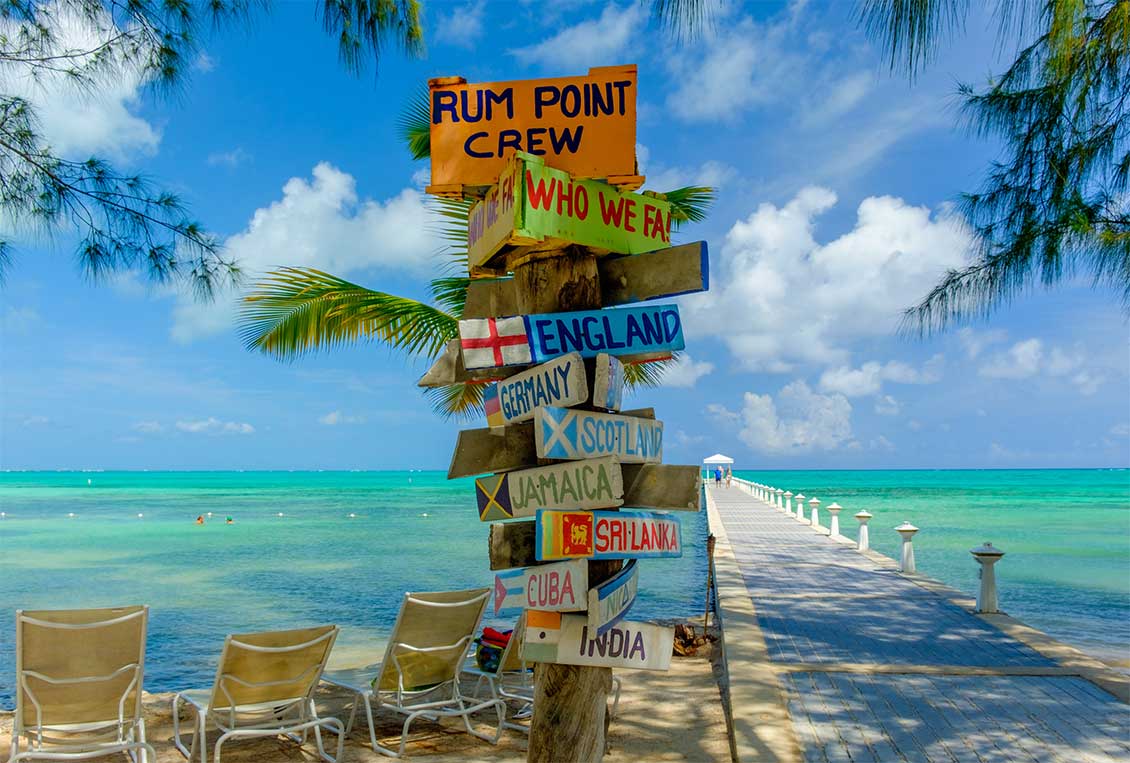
[321,587,505,758]
[172,624,344,763]
[9,605,155,762]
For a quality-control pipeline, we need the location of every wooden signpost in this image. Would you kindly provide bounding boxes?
[467,152,672,273]
[534,509,682,561]
[429,63,710,763]
[588,558,638,635]
[481,353,588,427]
[458,303,684,370]
[494,558,589,616]
[534,406,663,463]
[461,241,709,319]
[475,456,623,521]
[428,65,641,197]
[522,611,674,672]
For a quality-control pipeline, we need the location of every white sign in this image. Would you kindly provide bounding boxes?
[522,612,673,672]
[492,558,589,616]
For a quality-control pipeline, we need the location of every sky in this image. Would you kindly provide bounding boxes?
[2,0,1128,471]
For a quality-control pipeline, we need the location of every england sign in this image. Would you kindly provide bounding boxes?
[534,509,682,561]
[474,456,623,521]
[428,65,640,195]
[535,406,663,463]
[522,611,673,672]
[493,558,589,616]
[458,304,684,370]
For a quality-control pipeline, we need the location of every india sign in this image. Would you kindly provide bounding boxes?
[535,407,663,463]
[474,456,623,521]
[482,353,587,427]
[493,558,588,616]
[428,65,639,194]
[522,611,673,672]
[467,152,671,271]
[458,304,684,370]
[534,509,682,561]
[588,558,638,635]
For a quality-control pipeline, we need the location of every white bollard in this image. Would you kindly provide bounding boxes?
[854,510,872,551]
[775,488,784,509]
[793,494,806,521]
[970,542,1005,613]
[895,521,919,573]
[826,502,842,537]
[784,491,793,513]
[808,498,821,529]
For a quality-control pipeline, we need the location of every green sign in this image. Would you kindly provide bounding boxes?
[467,152,672,272]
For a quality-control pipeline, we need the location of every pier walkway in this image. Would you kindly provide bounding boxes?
[705,481,1130,763]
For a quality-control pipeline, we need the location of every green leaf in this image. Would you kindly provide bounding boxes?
[399,84,431,160]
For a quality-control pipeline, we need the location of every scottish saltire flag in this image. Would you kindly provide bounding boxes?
[459,316,531,368]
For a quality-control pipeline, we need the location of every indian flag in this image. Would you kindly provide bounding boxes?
[521,610,562,664]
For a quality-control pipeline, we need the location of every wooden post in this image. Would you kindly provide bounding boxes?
[515,246,621,763]
[703,534,716,629]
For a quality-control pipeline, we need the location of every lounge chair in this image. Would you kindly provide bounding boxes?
[9,605,155,762]
[461,612,622,734]
[320,588,505,758]
[172,624,344,763]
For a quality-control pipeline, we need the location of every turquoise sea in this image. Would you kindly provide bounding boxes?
[0,469,1127,708]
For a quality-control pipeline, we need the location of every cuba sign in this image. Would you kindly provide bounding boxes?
[493,558,588,616]
[428,65,639,194]
[467,152,671,271]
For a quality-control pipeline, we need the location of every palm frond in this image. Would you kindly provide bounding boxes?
[423,380,487,419]
[430,275,472,316]
[239,267,457,359]
[649,0,712,40]
[318,0,424,76]
[857,0,970,77]
[432,197,473,253]
[658,186,716,229]
[625,355,680,388]
[399,84,431,160]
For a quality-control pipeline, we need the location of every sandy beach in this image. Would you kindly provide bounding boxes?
[1,652,731,762]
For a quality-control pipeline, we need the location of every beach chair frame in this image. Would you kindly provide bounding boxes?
[9,605,156,763]
[171,625,344,763]
[321,588,505,758]
[461,611,622,735]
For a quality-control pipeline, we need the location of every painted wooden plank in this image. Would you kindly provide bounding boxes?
[474,456,623,521]
[588,558,638,635]
[463,279,518,320]
[482,353,588,427]
[591,353,624,411]
[534,509,682,561]
[427,66,639,194]
[493,558,589,616]
[467,152,672,271]
[447,422,536,479]
[417,339,519,388]
[522,612,673,672]
[458,303,685,370]
[534,406,663,463]
[620,463,701,512]
[599,241,710,305]
[488,520,537,570]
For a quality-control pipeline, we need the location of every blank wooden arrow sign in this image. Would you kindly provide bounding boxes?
[447,423,537,479]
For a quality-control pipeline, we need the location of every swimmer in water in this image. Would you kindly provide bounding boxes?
[195,515,205,525]
[226,516,233,524]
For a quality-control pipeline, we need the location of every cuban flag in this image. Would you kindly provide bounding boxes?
[459,316,532,369]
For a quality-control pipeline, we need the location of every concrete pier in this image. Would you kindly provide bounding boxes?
[706,481,1129,763]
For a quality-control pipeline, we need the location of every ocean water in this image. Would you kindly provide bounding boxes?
[0,470,709,708]
[734,468,1130,666]
[0,470,1126,709]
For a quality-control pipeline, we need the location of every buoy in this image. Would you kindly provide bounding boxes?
[1,512,6,519]
[277,512,284,517]
[207,512,213,518]
[87,479,92,486]
[421,512,429,517]
[67,512,76,518]
[348,513,357,518]
[137,513,144,519]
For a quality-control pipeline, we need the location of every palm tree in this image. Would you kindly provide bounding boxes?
[238,93,715,417]
[859,0,1129,333]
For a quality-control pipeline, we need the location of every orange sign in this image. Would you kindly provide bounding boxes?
[427,65,640,195]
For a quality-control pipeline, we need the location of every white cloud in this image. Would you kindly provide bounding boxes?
[1111,423,1130,437]
[874,395,900,416]
[957,327,1008,359]
[819,356,943,397]
[434,0,486,49]
[710,380,853,455]
[511,4,645,70]
[133,420,164,433]
[638,144,738,191]
[22,415,49,427]
[870,435,895,452]
[0,4,159,159]
[170,163,440,342]
[682,188,970,371]
[318,410,364,426]
[978,340,1102,394]
[3,307,40,334]
[661,354,715,388]
[194,52,216,72]
[175,417,254,435]
[980,339,1044,379]
[207,148,250,168]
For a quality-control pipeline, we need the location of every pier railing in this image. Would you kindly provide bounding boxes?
[715,475,1004,614]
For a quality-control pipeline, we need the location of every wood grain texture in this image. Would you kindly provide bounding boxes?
[529,663,613,763]
[447,422,536,479]
[621,464,702,511]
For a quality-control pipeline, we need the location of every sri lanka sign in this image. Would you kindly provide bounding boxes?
[458,304,684,370]
[467,152,671,271]
[493,558,588,615]
[474,456,623,521]
[535,407,663,463]
[428,65,639,193]
[522,611,673,672]
[534,509,682,561]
